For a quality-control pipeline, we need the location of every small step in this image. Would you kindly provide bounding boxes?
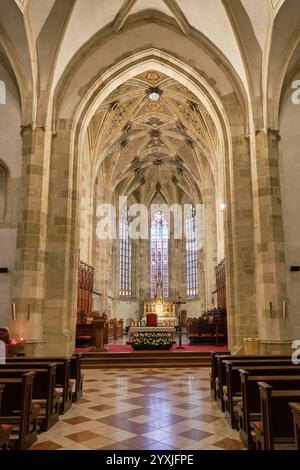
[80,350,212,368]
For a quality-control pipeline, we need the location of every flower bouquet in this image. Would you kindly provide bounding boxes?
[131,332,173,350]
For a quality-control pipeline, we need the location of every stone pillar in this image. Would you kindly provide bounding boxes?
[253,129,291,353]
[12,125,52,355]
[224,133,257,350]
[203,187,217,310]
[42,122,78,356]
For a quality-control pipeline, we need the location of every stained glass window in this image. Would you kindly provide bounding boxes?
[186,206,198,297]
[151,211,169,298]
[119,208,131,297]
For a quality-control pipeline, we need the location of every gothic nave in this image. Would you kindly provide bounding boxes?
[1,0,300,455]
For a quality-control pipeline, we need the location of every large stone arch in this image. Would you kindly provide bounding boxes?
[37,43,257,355]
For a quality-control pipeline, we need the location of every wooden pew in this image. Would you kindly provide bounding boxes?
[0,363,59,431]
[224,358,296,427]
[253,381,300,450]
[6,357,73,413]
[0,385,12,450]
[0,372,39,449]
[210,351,230,400]
[215,355,291,411]
[70,353,84,402]
[289,402,300,450]
[238,369,300,448]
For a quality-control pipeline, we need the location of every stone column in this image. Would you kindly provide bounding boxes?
[12,124,52,355]
[224,132,257,350]
[253,129,291,353]
[42,121,79,356]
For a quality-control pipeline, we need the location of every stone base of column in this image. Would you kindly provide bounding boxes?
[23,339,46,357]
[259,339,292,355]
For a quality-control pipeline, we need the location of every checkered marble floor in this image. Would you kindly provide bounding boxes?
[30,368,245,451]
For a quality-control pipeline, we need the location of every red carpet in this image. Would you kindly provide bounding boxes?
[76,344,228,353]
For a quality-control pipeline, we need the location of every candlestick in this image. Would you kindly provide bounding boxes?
[283,300,287,319]
[27,303,31,321]
[11,303,16,321]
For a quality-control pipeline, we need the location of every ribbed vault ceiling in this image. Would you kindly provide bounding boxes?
[89,70,218,203]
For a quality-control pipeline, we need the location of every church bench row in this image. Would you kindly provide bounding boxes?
[187,311,227,345]
[223,360,299,428]
[211,353,300,450]
[253,381,300,450]
[6,354,84,409]
[0,372,40,450]
[289,402,300,450]
[0,385,12,450]
[210,351,230,399]
[0,364,60,432]
[210,352,290,402]
[6,358,72,414]
[212,354,292,411]
[238,371,300,449]
[0,355,84,450]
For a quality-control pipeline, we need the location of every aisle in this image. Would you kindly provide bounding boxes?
[30,368,243,450]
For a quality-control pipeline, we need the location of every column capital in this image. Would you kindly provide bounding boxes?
[254,128,281,141]
[20,123,56,137]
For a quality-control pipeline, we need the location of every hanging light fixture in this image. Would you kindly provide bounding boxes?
[148,87,160,102]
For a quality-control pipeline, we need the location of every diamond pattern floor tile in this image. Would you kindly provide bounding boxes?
[29,367,246,450]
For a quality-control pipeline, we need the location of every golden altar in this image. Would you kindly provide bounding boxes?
[143,297,177,326]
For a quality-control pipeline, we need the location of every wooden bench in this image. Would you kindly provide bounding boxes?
[6,357,73,413]
[0,363,59,431]
[70,353,84,402]
[238,369,300,448]
[224,358,296,427]
[0,385,12,450]
[289,402,300,450]
[215,355,291,411]
[0,372,40,449]
[253,382,300,450]
[210,351,230,400]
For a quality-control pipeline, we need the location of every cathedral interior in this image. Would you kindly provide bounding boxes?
[0,0,300,453]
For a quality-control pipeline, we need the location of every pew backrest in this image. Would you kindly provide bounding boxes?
[0,372,35,440]
[258,381,300,449]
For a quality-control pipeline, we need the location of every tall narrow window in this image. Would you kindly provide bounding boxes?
[151,211,169,298]
[0,163,7,223]
[186,206,198,297]
[119,207,131,297]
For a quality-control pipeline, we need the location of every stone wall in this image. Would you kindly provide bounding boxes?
[279,74,300,340]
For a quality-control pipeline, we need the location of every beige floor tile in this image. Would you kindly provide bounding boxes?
[29,366,246,451]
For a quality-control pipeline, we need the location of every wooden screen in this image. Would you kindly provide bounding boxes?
[77,261,94,324]
[215,260,226,309]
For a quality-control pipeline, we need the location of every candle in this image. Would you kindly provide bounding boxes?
[11,303,16,321]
